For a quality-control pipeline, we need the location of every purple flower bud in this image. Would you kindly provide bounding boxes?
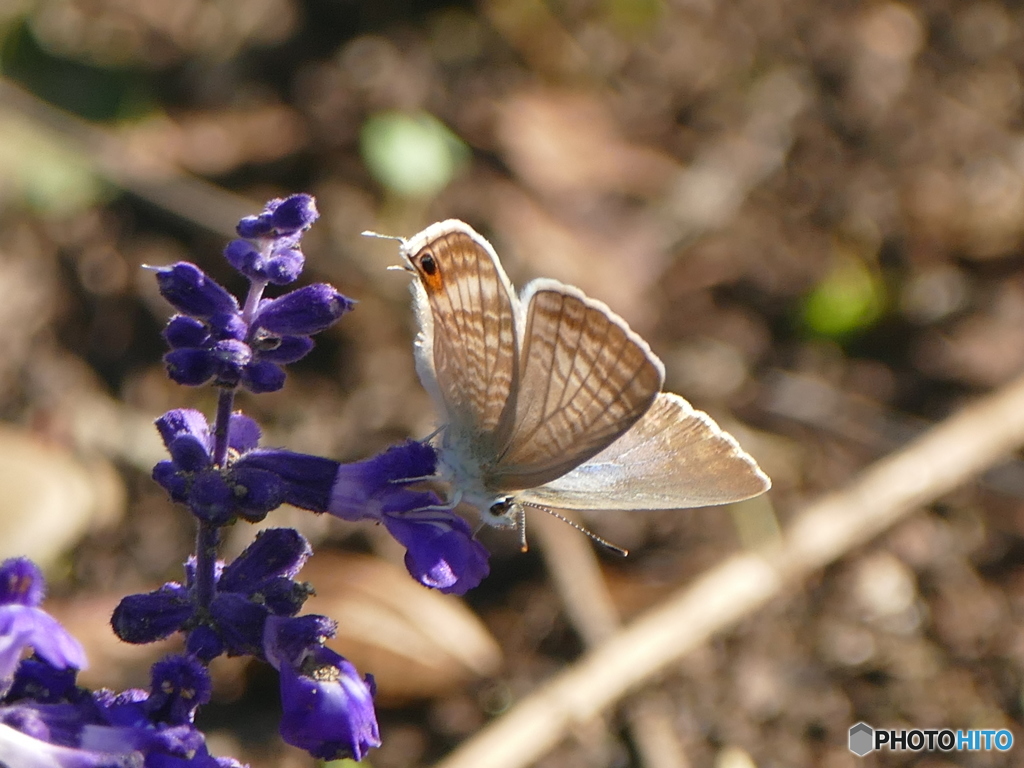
[219,529,313,593]
[164,348,218,387]
[209,312,248,342]
[264,248,305,285]
[223,239,261,274]
[225,240,306,286]
[156,409,210,450]
[268,194,318,234]
[241,360,286,393]
[153,460,189,502]
[209,593,268,657]
[7,658,80,704]
[188,472,236,525]
[167,434,212,473]
[227,466,285,522]
[236,451,341,513]
[260,578,314,617]
[212,339,253,367]
[254,284,354,336]
[111,585,193,644]
[145,655,211,725]
[256,335,315,364]
[236,195,318,240]
[156,263,238,319]
[186,624,224,663]
[163,315,209,349]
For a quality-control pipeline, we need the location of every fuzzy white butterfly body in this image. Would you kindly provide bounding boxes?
[392,219,770,528]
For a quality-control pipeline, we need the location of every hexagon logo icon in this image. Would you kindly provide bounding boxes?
[849,722,874,756]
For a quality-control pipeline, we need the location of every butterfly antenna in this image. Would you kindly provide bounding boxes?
[522,502,629,557]
[361,230,406,243]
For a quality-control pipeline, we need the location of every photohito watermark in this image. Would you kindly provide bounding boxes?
[848,723,1013,757]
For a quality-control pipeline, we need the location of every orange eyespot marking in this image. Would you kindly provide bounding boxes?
[415,250,444,293]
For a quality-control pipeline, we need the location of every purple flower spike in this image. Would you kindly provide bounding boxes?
[231,195,319,285]
[236,195,319,240]
[0,558,87,681]
[265,615,380,762]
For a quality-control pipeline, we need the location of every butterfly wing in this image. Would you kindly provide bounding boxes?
[490,279,664,491]
[519,392,771,510]
[402,221,520,456]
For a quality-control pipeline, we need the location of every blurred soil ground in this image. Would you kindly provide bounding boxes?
[1,0,1024,766]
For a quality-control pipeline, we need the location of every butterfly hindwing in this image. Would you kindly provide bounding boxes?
[519,393,770,510]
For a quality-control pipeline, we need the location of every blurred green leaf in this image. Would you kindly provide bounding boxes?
[802,252,886,338]
[604,0,663,33]
[0,114,106,215]
[360,111,469,198]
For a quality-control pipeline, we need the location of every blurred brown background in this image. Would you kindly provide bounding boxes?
[0,0,1022,766]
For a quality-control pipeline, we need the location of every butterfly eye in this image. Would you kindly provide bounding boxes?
[419,252,438,276]
[489,497,514,517]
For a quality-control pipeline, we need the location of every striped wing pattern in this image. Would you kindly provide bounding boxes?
[491,281,664,491]
[412,228,519,455]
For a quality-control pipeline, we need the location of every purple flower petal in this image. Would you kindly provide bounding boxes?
[264,615,378,762]
[327,441,437,521]
[226,413,261,453]
[0,606,87,679]
[382,509,490,595]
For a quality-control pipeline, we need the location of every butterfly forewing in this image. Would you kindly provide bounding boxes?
[404,223,520,456]
[520,393,771,510]
[490,280,664,491]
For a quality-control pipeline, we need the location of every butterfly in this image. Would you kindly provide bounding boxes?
[381,219,770,531]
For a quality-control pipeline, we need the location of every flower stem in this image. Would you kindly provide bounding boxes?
[193,521,220,610]
[241,279,267,327]
[212,388,235,468]
[196,387,236,613]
